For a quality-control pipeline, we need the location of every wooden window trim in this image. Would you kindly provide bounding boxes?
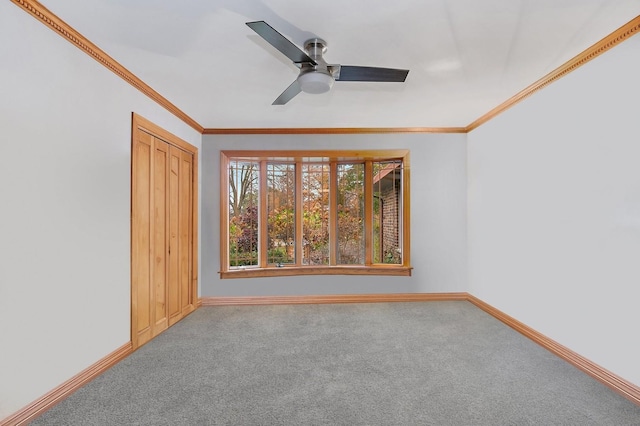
[220,149,411,278]
[220,265,412,279]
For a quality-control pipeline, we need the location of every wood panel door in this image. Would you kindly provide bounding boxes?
[131,129,153,347]
[168,146,195,326]
[167,146,181,324]
[179,149,195,316]
[153,139,170,335]
[131,114,198,349]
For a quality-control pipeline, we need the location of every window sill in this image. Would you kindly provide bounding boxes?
[219,265,413,279]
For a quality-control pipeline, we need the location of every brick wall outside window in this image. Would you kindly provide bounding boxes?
[381,179,401,264]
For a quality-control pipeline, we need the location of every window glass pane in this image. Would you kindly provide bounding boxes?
[337,163,365,264]
[373,160,403,264]
[267,163,296,265]
[302,164,330,265]
[228,160,259,267]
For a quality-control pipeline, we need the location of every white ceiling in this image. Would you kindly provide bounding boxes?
[38,0,640,129]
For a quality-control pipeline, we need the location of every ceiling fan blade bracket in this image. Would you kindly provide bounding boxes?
[327,64,341,80]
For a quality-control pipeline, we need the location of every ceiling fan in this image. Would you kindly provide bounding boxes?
[246,21,410,105]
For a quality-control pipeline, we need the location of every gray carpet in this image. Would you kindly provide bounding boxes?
[31,301,640,425]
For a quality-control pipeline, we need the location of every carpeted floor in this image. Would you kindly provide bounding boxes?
[31,301,640,425]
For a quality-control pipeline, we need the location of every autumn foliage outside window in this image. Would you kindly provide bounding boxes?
[220,150,411,278]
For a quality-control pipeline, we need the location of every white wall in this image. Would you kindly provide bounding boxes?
[201,133,468,297]
[0,2,201,419]
[468,34,640,386]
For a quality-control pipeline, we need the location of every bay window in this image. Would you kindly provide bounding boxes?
[220,150,411,278]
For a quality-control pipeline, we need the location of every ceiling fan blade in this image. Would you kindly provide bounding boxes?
[336,66,409,82]
[272,80,302,105]
[246,21,316,65]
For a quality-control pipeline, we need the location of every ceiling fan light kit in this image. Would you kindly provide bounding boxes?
[298,70,334,94]
[246,21,409,105]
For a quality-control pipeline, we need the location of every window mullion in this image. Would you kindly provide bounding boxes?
[402,155,410,267]
[221,153,230,269]
[329,161,337,266]
[364,160,373,266]
[259,160,268,268]
[294,161,303,266]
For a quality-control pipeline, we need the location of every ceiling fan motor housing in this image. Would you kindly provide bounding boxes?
[298,38,335,94]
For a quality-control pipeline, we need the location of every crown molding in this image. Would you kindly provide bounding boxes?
[466,15,640,132]
[202,127,467,135]
[10,2,640,136]
[10,0,204,134]
[202,16,640,136]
